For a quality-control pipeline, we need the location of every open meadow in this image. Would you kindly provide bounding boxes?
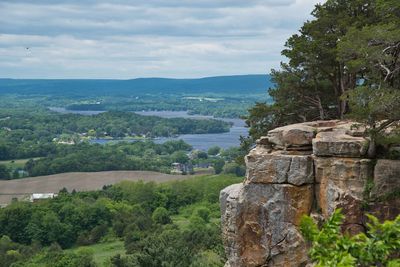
[0,170,205,205]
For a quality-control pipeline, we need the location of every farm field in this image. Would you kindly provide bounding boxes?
[0,170,202,205]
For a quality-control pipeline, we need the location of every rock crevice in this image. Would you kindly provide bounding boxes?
[220,120,399,267]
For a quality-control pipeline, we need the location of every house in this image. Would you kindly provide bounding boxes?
[194,162,212,169]
[30,193,58,202]
[171,162,194,174]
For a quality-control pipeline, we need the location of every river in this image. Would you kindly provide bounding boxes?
[49,108,248,150]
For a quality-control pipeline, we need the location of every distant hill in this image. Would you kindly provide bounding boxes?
[0,74,272,96]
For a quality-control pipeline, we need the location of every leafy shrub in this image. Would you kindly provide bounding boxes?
[300,209,400,267]
[152,207,172,225]
[223,162,246,177]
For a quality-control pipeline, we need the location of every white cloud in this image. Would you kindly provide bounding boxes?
[0,0,322,78]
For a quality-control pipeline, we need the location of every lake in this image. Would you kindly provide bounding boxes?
[49,108,248,150]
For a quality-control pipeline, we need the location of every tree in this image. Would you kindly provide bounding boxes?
[337,3,400,157]
[152,207,172,225]
[345,87,400,157]
[192,150,208,160]
[207,146,221,156]
[193,207,210,223]
[247,0,384,141]
[300,209,400,266]
[223,162,246,177]
[212,159,225,174]
[171,151,189,164]
[0,164,10,180]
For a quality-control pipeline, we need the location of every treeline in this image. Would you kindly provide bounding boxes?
[1,109,230,138]
[0,174,243,267]
[0,141,245,178]
[23,141,191,177]
[246,0,400,158]
[66,94,262,118]
[0,109,230,161]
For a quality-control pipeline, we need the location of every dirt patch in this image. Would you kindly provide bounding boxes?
[0,171,201,205]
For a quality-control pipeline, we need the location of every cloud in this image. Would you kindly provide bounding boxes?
[0,0,322,78]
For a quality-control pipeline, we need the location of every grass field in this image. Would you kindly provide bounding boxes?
[0,170,202,205]
[67,241,125,266]
[0,158,41,169]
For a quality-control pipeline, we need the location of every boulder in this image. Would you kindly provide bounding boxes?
[245,148,314,186]
[312,131,368,157]
[221,183,313,267]
[220,183,244,267]
[267,124,316,148]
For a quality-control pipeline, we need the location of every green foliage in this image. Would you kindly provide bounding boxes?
[193,150,208,160]
[0,164,11,179]
[245,0,400,153]
[207,146,221,156]
[22,140,193,177]
[0,107,228,162]
[190,250,224,267]
[152,207,172,225]
[0,235,36,267]
[192,207,211,223]
[0,174,241,267]
[223,162,246,177]
[219,147,242,162]
[345,87,400,125]
[212,159,225,175]
[300,209,400,267]
[13,245,97,267]
[171,151,190,164]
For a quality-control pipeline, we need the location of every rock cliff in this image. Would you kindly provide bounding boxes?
[220,120,400,267]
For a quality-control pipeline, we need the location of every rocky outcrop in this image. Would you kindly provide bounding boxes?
[220,120,400,267]
[314,157,373,233]
[246,150,314,185]
[221,183,313,267]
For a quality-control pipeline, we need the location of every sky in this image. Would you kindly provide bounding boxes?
[0,0,321,79]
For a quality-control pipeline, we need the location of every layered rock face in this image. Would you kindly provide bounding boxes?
[220,120,400,267]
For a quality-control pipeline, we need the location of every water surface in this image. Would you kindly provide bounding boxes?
[50,108,248,150]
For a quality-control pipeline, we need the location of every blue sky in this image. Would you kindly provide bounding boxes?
[0,0,321,79]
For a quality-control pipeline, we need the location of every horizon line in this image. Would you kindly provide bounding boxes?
[0,74,269,81]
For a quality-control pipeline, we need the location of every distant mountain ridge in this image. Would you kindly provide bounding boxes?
[0,74,272,96]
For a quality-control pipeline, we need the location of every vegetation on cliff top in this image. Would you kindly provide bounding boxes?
[245,0,400,158]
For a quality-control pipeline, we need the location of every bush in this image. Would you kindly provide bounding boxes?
[152,207,172,225]
[300,209,400,267]
[223,162,246,176]
[193,207,210,223]
[207,146,221,156]
[212,159,225,174]
[0,164,10,180]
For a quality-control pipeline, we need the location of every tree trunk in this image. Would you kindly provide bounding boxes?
[316,95,325,120]
[339,65,347,119]
[367,136,376,159]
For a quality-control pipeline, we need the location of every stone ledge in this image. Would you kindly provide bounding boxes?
[246,149,314,186]
[312,131,368,158]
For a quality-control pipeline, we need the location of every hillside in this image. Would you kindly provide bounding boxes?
[0,74,272,96]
